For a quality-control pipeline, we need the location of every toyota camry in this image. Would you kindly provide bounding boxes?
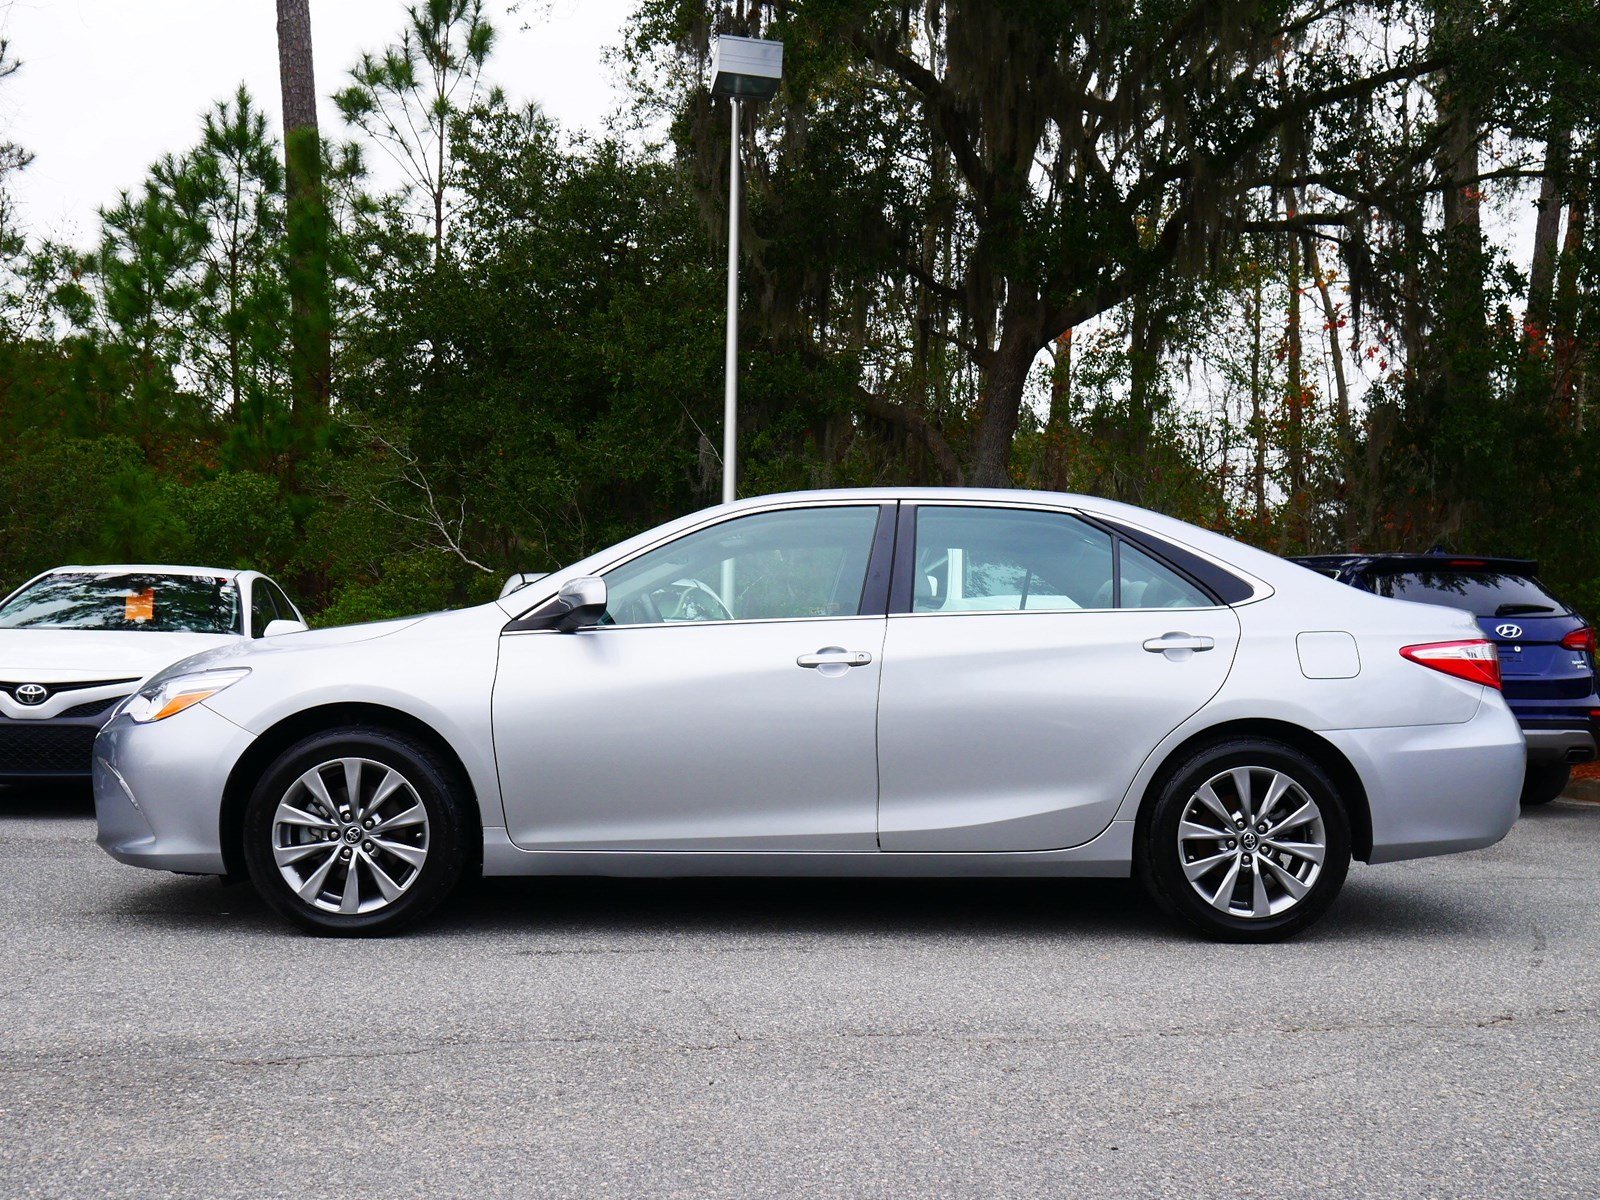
[0,565,307,782]
[92,490,1524,940]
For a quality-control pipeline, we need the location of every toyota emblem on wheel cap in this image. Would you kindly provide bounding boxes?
[1494,623,1523,639]
[14,683,48,705]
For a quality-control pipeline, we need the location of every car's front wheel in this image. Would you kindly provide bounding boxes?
[1137,739,1352,943]
[242,727,471,936]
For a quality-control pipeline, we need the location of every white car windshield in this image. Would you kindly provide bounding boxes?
[0,572,242,634]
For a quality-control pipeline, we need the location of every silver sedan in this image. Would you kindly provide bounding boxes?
[93,488,1524,940]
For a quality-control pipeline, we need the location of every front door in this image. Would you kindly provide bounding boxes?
[877,503,1240,851]
[494,503,892,851]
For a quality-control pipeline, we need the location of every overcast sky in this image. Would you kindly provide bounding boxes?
[0,0,635,244]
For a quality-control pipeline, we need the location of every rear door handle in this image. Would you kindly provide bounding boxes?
[797,648,873,669]
[1142,633,1215,654]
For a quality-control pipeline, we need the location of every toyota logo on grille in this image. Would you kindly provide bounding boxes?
[1494,623,1523,639]
[14,683,49,705]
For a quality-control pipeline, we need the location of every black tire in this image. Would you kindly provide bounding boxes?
[1520,762,1570,807]
[1137,738,1352,943]
[242,726,471,936]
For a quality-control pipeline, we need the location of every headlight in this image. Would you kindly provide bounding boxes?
[124,668,250,723]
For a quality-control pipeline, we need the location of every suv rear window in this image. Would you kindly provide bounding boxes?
[1369,570,1565,618]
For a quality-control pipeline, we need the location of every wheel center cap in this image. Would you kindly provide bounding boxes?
[1241,831,1259,851]
[343,826,362,844]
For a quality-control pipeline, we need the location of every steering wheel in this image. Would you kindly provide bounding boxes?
[658,578,733,623]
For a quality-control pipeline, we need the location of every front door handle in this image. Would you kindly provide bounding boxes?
[1142,633,1215,654]
[797,648,873,669]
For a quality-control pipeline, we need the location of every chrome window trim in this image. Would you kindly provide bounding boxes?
[502,613,887,637]
[888,604,1223,620]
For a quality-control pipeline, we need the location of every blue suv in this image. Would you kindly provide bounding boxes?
[1294,553,1599,805]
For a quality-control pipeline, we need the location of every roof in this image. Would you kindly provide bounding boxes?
[45,564,250,580]
[1291,552,1539,575]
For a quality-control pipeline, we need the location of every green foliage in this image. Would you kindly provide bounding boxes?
[0,434,187,584]
[1,2,1598,624]
[172,472,296,569]
[316,549,462,626]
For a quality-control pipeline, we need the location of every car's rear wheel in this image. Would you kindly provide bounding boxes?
[1138,739,1352,943]
[242,727,470,936]
[1520,762,1569,807]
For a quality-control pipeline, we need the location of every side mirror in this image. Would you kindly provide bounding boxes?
[263,618,309,637]
[499,571,546,599]
[553,576,607,632]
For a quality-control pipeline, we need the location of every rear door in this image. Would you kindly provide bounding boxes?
[876,503,1240,852]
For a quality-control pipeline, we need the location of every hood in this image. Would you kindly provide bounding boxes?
[0,629,236,683]
[139,614,432,687]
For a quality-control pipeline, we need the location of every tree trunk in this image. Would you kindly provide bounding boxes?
[1302,232,1353,543]
[1527,126,1570,340]
[1127,291,1165,501]
[1249,269,1267,523]
[969,317,1041,488]
[277,0,331,421]
[1285,225,1305,548]
[1437,80,1489,416]
[1045,332,1071,419]
[1552,154,1589,411]
[1038,329,1072,491]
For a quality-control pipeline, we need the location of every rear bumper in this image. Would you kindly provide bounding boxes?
[1322,698,1524,864]
[1521,725,1596,765]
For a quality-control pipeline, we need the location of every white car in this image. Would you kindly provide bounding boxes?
[0,565,306,782]
[92,490,1524,941]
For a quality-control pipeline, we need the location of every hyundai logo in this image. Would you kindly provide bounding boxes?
[14,683,48,705]
[1494,623,1523,639]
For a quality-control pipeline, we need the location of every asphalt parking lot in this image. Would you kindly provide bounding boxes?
[1,789,1597,1199]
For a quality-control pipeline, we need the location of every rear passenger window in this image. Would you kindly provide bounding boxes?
[912,507,1114,612]
[909,507,1218,613]
[1119,543,1213,609]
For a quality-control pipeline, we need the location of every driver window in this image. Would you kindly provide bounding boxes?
[601,506,881,627]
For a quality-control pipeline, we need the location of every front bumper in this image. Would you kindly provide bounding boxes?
[93,704,255,874]
[0,705,123,780]
[1321,696,1525,864]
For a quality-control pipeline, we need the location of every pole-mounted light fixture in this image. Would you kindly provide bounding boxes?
[710,35,783,505]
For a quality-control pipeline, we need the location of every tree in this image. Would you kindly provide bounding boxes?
[640,1,1457,487]
[0,34,28,201]
[180,86,288,426]
[335,0,497,264]
[0,32,41,331]
[276,0,332,422]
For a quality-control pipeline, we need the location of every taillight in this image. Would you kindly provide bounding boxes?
[1560,626,1595,654]
[1400,640,1502,689]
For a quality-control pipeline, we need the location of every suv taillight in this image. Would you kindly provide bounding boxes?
[1400,640,1502,690]
[1560,626,1595,654]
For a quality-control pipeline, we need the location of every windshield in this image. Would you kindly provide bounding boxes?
[0,572,242,634]
[1370,570,1565,619]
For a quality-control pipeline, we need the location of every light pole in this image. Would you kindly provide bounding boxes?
[709,34,783,504]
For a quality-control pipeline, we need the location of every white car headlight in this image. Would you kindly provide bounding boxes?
[124,668,250,724]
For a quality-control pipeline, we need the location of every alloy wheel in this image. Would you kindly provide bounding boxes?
[1176,765,1327,920]
[270,757,431,915]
